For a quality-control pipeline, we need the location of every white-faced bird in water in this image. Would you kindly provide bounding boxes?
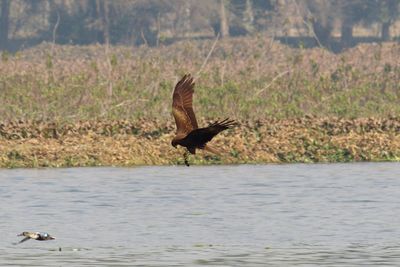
[16,232,55,244]
[171,74,236,166]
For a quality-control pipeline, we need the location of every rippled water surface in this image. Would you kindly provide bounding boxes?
[0,163,399,266]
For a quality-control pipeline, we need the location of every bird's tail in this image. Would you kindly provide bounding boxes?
[204,144,221,155]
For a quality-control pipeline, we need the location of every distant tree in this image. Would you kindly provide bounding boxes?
[0,0,10,50]
[1,0,397,50]
[300,0,338,46]
[47,0,101,45]
[127,0,176,45]
[243,0,255,33]
[250,0,276,32]
[336,0,378,46]
[175,0,192,37]
[363,0,399,41]
[97,0,110,45]
[295,0,400,48]
[379,0,399,41]
[224,0,276,36]
[220,0,230,38]
[296,0,337,47]
[185,1,220,37]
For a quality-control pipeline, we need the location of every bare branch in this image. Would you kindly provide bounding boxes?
[51,11,60,55]
[255,70,290,96]
[195,32,220,78]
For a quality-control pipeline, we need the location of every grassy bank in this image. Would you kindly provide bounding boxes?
[0,37,399,167]
[0,37,399,121]
[0,117,399,168]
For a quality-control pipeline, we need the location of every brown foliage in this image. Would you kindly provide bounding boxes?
[0,117,399,167]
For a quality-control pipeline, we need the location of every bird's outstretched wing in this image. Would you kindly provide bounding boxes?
[185,118,236,145]
[17,237,31,244]
[172,74,198,136]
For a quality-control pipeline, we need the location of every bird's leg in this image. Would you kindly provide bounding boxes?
[183,151,190,167]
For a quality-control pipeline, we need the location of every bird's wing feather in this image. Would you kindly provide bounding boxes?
[172,74,198,135]
[18,237,31,244]
[186,119,236,145]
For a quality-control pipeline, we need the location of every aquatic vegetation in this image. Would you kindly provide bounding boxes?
[0,117,398,167]
[0,37,398,167]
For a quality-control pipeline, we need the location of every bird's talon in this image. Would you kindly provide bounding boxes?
[183,152,190,166]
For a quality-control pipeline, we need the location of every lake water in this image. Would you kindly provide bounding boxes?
[0,163,399,266]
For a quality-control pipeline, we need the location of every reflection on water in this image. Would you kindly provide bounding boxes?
[0,163,399,266]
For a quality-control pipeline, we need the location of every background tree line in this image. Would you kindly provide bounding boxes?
[0,0,399,52]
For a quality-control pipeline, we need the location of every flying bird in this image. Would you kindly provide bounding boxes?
[171,74,236,166]
[15,231,55,244]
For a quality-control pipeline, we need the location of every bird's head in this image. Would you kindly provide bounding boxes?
[41,232,56,240]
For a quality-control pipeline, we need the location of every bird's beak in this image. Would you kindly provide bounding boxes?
[17,233,22,236]
[50,236,56,240]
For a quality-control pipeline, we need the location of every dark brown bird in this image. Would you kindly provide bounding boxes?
[171,74,236,166]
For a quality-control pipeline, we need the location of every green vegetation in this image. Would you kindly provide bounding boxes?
[0,36,399,167]
[0,39,399,121]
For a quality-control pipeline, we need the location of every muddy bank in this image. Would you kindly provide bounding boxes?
[0,117,399,168]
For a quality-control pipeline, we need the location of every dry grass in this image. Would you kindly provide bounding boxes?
[0,36,399,121]
[0,117,399,167]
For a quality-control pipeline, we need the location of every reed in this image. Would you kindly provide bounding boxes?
[0,37,399,121]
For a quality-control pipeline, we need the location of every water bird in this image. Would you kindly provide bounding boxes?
[16,231,55,244]
[171,74,236,166]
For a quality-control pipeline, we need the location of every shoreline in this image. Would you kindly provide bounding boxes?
[0,117,399,168]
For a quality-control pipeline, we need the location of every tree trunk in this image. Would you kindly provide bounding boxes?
[95,0,110,45]
[220,0,229,38]
[340,23,353,47]
[243,0,254,34]
[312,19,332,47]
[0,0,10,51]
[179,1,191,37]
[381,21,391,41]
[101,0,110,45]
